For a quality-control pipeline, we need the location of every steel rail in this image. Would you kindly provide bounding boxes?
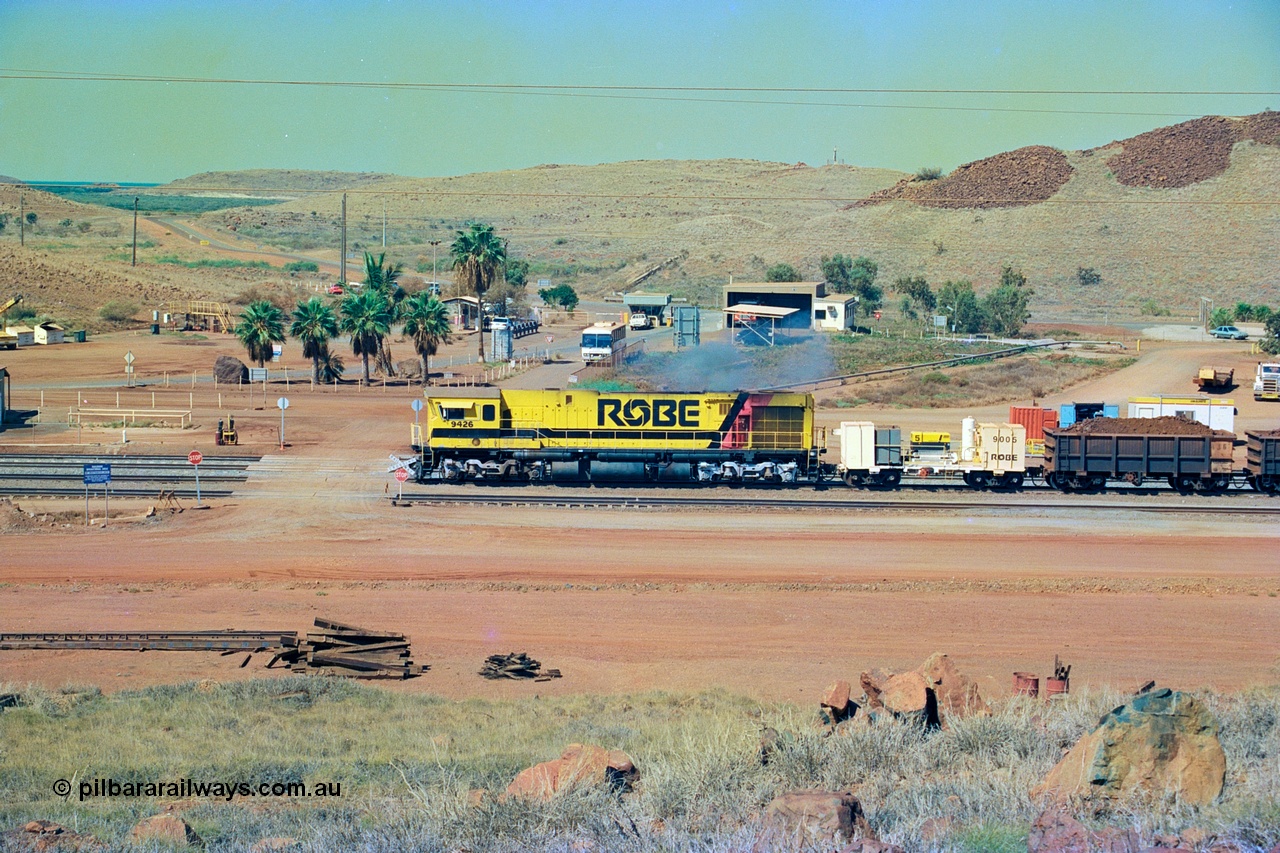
[0,486,235,498]
[0,472,247,483]
[0,630,296,651]
[390,491,1280,515]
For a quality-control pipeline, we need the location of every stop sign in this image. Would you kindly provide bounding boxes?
[394,468,410,482]
[188,450,203,466]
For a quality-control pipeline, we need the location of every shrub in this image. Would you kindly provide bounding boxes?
[99,301,138,322]
[1076,267,1101,286]
[765,263,801,282]
[1139,298,1170,317]
[915,166,944,181]
[284,261,319,273]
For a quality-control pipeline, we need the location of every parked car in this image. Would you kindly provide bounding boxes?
[1210,325,1248,340]
[327,283,345,295]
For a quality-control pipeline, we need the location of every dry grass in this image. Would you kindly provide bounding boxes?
[830,352,1137,408]
[0,678,1276,851]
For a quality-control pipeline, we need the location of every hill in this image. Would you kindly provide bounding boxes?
[168,169,393,196]
[0,112,1276,325]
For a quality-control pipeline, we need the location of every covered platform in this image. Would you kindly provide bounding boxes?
[723,305,801,346]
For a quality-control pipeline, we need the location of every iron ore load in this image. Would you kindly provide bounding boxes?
[1042,416,1235,493]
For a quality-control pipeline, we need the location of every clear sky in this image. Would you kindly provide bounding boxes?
[1,0,1277,182]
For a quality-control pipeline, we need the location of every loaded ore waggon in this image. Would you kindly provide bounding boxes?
[1042,417,1235,493]
[410,389,819,483]
[1245,429,1280,494]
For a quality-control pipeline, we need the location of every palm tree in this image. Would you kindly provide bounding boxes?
[234,300,286,368]
[363,251,405,376]
[450,222,507,362]
[339,288,394,384]
[289,297,340,385]
[401,292,451,385]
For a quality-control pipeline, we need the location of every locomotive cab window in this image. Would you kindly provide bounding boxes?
[482,404,496,421]
[440,405,470,420]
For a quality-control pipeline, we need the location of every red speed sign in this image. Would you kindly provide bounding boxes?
[188,450,204,465]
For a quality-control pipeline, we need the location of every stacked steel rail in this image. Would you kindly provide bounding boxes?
[0,618,426,679]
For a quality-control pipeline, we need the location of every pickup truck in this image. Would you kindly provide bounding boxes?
[629,313,654,330]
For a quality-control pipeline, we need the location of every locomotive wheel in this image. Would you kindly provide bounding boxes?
[1173,475,1197,495]
[877,470,902,488]
[842,471,865,487]
[1045,472,1069,492]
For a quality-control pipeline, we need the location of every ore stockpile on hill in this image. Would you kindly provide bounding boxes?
[1103,111,1280,188]
[852,145,1073,209]
[1059,416,1229,438]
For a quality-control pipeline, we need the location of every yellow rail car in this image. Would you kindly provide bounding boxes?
[411,389,819,483]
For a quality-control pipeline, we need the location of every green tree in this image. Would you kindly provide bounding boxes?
[362,251,405,376]
[1234,302,1254,322]
[1260,313,1280,355]
[825,255,881,316]
[451,222,507,362]
[1077,267,1102,287]
[290,296,340,385]
[538,283,579,313]
[25,212,36,226]
[1254,305,1273,323]
[936,280,983,334]
[1209,307,1234,329]
[895,275,936,313]
[401,292,451,386]
[234,300,286,368]
[765,263,801,282]
[980,266,1033,336]
[505,258,530,289]
[340,288,394,384]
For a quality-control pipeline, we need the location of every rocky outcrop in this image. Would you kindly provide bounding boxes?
[128,814,202,847]
[1035,689,1226,805]
[213,354,249,385]
[1027,806,1141,853]
[505,743,637,801]
[754,790,870,851]
[1,820,101,852]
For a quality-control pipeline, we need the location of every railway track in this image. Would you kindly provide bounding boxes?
[390,490,1280,515]
[0,453,259,499]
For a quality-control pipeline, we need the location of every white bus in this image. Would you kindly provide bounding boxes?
[580,322,627,363]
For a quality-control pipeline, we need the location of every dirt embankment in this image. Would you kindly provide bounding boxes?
[1102,111,1280,188]
[852,145,1074,209]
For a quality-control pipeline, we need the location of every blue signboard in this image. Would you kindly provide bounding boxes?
[83,463,112,485]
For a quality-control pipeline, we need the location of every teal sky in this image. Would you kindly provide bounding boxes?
[1,0,1277,182]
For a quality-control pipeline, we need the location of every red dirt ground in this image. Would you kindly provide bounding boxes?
[0,331,1277,703]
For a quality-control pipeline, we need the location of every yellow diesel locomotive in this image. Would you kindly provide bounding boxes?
[410,389,819,483]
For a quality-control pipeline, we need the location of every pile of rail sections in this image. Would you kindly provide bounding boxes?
[268,618,426,679]
[480,651,562,681]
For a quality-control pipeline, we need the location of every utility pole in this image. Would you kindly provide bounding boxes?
[131,197,139,266]
[18,194,24,246]
[382,199,386,248]
[340,193,347,285]
[430,239,441,282]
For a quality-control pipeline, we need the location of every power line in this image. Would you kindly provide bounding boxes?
[1,68,1274,119]
[2,68,1275,97]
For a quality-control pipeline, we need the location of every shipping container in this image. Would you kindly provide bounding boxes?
[1058,402,1118,427]
[1009,406,1058,440]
